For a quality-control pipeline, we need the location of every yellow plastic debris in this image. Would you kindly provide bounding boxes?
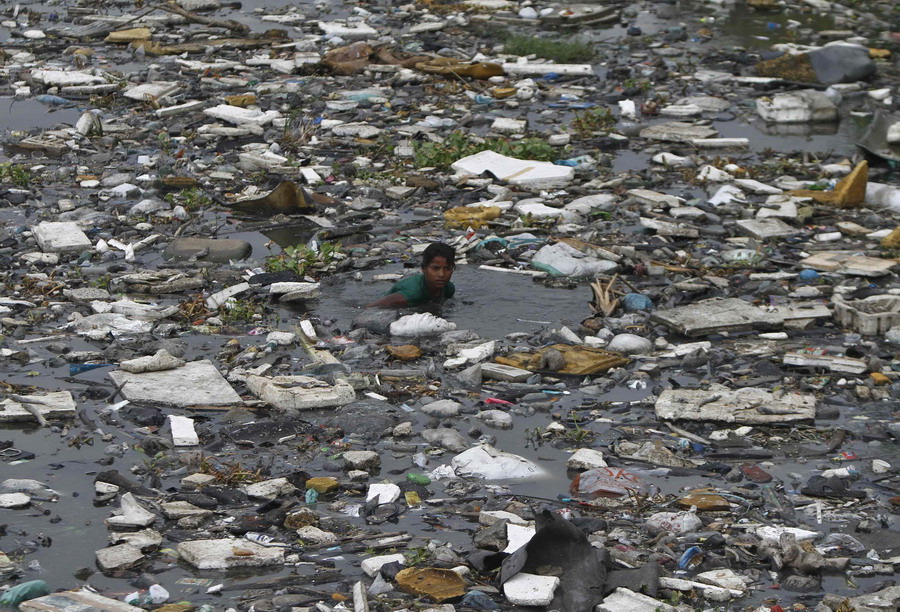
[225,94,258,108]
[395,568,466,602]
[306,477,340,494]
[104,28,152,43]
[870,372,891,386]
[881,227,900,249]
[443,205,501,229]
[386,345,423,360]
[490,87,518,99]
[495,343,629,376]
[789,160,867,208]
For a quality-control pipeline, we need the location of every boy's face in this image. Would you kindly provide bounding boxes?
[424,255,454,289]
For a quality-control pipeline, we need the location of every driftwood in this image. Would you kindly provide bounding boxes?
[590,274,620,317]
[152,2,249,34]
[48,2,249,39]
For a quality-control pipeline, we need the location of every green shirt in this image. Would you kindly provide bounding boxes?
[388,274,455,305]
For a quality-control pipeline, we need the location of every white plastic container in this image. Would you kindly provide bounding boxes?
[833,294,900,335]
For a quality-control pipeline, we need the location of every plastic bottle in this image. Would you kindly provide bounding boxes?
[406,473,431,485]
[821,466,859,479]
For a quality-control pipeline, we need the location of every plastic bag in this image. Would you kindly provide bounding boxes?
[0,581,51,606]
[647,508,702,534]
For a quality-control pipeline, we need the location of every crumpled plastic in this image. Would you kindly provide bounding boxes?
[530,242,618,277]
[390,312,457,337]
[646,508,703,534]
[451,445,544,480]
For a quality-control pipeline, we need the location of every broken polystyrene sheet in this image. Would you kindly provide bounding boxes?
[20,590,143,612]
[443,341,495,368]
[244,374,356,411]
[451,150,574,189]
[503,523,537,553]
[501,510,605,612]
[782,349,867,374]
[202,104,281,126]
[639,121,717,142]
[31,221,92,254]
[91,297,180,321]
[757,90,838,123]
[0,391,76,423]
[651,298,784,337]
[109,360,243,407]
[105,493,156,529]
[177,539,285,569]
[31,69,107,87]
[169,415,200,446]
[596,588,675,612]
[206,283,251,310]
[800,251,898,277]
[119,349,186,373]
[123,81,182,101]
[503,573,560,607]
[655,383,816,424]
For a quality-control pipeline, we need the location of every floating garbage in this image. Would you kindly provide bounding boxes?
[0,0,898,609]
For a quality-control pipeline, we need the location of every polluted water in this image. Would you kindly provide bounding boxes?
[0,0,899,610]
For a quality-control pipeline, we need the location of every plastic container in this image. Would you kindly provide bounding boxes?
[833,294,900,335]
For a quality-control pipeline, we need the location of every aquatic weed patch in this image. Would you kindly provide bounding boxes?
[164,187,212,211]
[570,107,616,139]
[502,33,594,63]
[413,132,557,169]
[0,162,35,188]
[264,241,342,277]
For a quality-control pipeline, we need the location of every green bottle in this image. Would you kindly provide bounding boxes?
[406,473,431,485]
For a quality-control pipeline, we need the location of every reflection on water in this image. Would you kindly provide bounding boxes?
[692,0,836,49]
[262,223,315,249]
[715,116,863,155]
[0,97,84,134]
[758,120,840,137]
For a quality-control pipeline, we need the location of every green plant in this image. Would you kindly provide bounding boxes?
[570,107,615,139]
[165,187,211,211]
[564,413,594,444]
[280,109,318,153]
[502,33,594,63]
[405,547,431,566]
[219,298,259,323]
[91,274,112,290]
[622,78,652,94]
[264,241,342,277]
[0,163,34,188]
[158,131,172,153]
[413,132,557,169]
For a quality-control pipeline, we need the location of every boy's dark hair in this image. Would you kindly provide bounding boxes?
[421,242,456,268]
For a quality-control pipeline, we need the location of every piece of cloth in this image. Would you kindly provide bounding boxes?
[388,274,455,305]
